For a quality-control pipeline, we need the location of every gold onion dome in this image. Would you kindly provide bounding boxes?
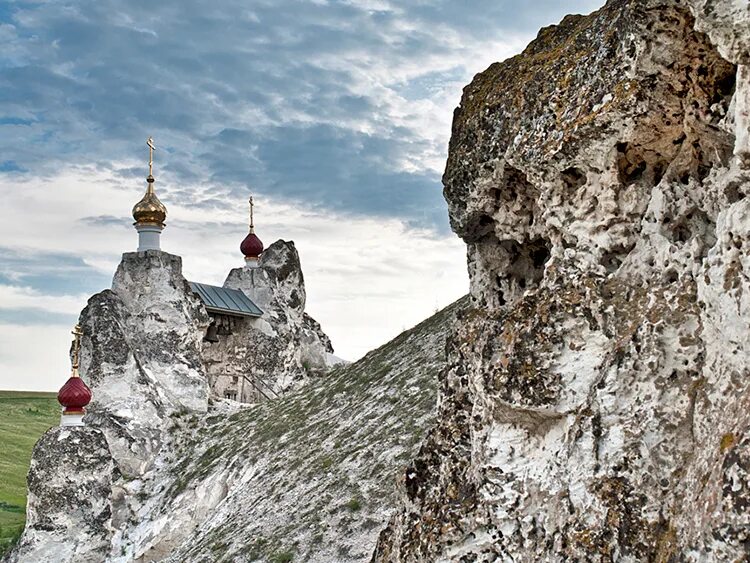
[132,175,167,226]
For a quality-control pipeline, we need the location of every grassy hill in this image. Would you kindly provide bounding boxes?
[158,296,470,562]
[2,296,470,562]
[0,391,59,556]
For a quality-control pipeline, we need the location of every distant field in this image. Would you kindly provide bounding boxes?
[0,391,58,555]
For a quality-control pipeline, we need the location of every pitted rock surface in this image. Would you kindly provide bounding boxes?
[6,427,114,563]
[374,0,750,561]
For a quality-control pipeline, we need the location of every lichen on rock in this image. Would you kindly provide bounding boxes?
[374,0,750,560]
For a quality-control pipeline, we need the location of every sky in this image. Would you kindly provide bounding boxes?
[0,0,603,391]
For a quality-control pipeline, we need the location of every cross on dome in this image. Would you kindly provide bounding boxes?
[241,194,264,267]
[132,136,167,251]
[57,324,92,427]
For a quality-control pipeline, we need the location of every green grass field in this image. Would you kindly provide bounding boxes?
[0,391,59,555]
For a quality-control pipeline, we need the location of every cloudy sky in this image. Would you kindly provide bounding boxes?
[0,0,602,391]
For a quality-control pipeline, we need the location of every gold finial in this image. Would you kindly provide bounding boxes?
[147,136,156,180]
[71,324,83,377]
[133,136,167,226]
[249,196,255,233]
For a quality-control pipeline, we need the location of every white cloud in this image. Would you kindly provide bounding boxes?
[0,0,604,226]
[0,168,468,390]
[0,285,89,315]
[0,323,72,392]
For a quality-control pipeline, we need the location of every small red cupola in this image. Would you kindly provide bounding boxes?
[241,196,264,267]
[58,376,92,415]
[58,324,92,427]
[240,232,264,258]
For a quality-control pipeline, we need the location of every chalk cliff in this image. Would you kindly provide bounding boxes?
[374,0,750,560]
[7,242,463,562]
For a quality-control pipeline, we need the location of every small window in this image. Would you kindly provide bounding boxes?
[231,376,238,384]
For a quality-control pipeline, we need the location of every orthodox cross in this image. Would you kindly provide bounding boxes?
[249,196,255,231]
[147,137,156,177]
[71,324,83,372]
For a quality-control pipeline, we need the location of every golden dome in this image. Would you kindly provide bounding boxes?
[132,176,167,226]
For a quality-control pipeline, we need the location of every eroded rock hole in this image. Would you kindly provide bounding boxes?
[465,213,496,243]
[601,243,636,274]
[653,162,666,186]
[489,166,534,205]
[664,269,679,284]
[502,237,552,293]
[561,167,586,192]
[615,142,669,187]
[673,223,691,244]
[725,181,746,204]
[503,167,534,199]
[531,245,551,269]
[712,69,736,105]
[616,142,647,184]
[479,214,493,228]
[495,274,507,306]
[665,208,716,253]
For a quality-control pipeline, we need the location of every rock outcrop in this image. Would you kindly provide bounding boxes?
[80,250,210,478]
[10,235,456,562]
[374,0,750,561]
[7,427,114,563]
[203,240,336,400]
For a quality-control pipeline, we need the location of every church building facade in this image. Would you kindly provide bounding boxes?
[128,137,337,403]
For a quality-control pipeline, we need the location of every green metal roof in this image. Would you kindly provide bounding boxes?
[189,281,263,318]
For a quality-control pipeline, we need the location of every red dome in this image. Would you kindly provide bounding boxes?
[240,232,264,258]
[58,376,92,414]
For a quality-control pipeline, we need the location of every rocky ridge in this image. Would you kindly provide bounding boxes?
[6,235,467,561]
[374,0,750,561]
